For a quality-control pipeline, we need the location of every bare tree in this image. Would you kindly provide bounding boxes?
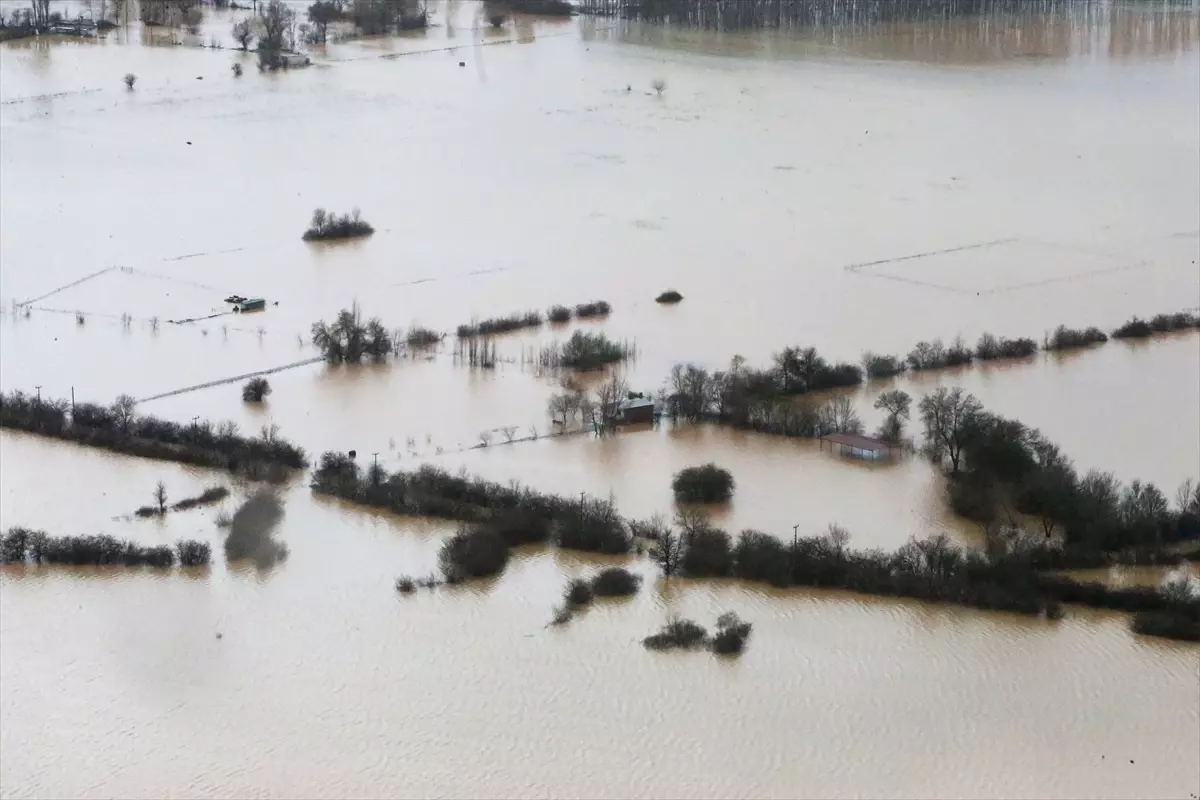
[500,425,517,443]
[820,395,863,435]
[918,387,982,473]
[593,375,629,436]
[651,78,666,95]
[873,388,912,443]
[231,18,255,49]
[154,481,168,514]
[649,521,683,577]
[111,394,137,433]
[825,523,850,557]
[123,72,137,89]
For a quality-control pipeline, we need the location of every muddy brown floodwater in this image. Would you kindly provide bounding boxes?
[2,2,1198,798]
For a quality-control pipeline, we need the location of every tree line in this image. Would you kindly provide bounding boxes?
[0,390,307,476]
[1,528,211,568]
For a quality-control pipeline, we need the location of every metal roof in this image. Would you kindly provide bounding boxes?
[618,398,655,409]
[820,432,895,452]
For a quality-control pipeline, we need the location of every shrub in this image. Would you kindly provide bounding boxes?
[172,486,230,512]
[655,290,683,304]
[123,73,137,89]
[975,333,1037,361]
[482,510,551,547]
[861,352,906,379]
[681,526,733,577]
[564,577,594,606]
[643,617,708,650]
[438,525,509,583]
[395,576,416,593]
[242,377,271,402]
[302,207,374,241]
[547,305,571,323]
[907,338,972,370]
[1112,316,1152,339]
[574,300,611,318]
[551,330,632,371]
[1131,608,1200,641]
[175,539,212,567]
[405,326,442,347]
[591,567,641,597]
[711,612,753,654]
[732,530,790,587]
[555,497,630,554]
[1043,325,1108,351]
[672,463,735,503]
[311,305,393,362]
[456,311,542,337]
[232,62,244,77]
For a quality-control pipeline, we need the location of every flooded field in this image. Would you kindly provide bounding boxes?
[2,1,1199,797]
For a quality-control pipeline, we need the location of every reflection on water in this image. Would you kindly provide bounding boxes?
[2,1,1199,797]
[595,1,1200,62]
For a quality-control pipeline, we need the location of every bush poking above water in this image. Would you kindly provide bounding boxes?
[242,377,271,402]
[1,527,209,568]
[457,311,542,338]
[643,617,709,650]
[564,577,594,607]
[302,207,374,241]
[590,566,641,597]
[974,333,1037,361]
[540,330,634,371]
[573,300,611,319]
[672,463,735,503]
[1043,325,1108,351]
[711,612,753,654]
[655,290,683,304]
[405,326,443,347]
[438,525,510,583]
[547,305,572,323]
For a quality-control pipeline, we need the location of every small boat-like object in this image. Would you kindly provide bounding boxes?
[224,294,246,304]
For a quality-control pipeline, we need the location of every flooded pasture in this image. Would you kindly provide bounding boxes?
[2,1,1199,797]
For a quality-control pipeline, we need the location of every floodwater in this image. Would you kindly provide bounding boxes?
[2,1,1199,797]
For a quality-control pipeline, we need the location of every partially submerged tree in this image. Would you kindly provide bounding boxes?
[919,387,982,473]
[123,72,137,89]
[154,481,168,514]
[231,18,255,49]
[873,389,912,443]
[242,377,271,402]
[672,463,735,503]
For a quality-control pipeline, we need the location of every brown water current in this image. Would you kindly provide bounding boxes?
[2,2,1199,798]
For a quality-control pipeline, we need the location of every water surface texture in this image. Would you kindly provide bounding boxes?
[2,2,1198,798]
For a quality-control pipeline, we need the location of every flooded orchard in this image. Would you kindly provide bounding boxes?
[2,1,1199,798]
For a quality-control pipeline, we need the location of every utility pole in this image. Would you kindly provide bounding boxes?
[191,416,200,428]
[372,452,379,468]
[34,385,43,401]
[71,386,75,414]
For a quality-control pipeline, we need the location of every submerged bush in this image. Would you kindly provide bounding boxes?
[590,567,641,597]
[302,207,374,241]
[172,486,230,512]
[643,617,709,650]
[974,333,1037,361]
[0,527,207,569]
[544,330,633,371]
[1112,316,1152,339]
[655,290,683,304]
[672,463,735,503]
[311,305,393,362]
[711,612,753,654]
[242,377,271,402]
[573,300,611,318]
[564,577,594,607]
[175,539,213,567]
[1043,325,1109,351]
[405,326,442,347]
[907,338,973,371]
[861,352,906,379]
[438,525,510,583]
[680,526,734,577]
[457,311,542,338]
[547,305,571,323]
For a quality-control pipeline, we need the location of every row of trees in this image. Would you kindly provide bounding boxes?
[0,390,307,475]
[916,387,1200,554]
[1,527,211,567]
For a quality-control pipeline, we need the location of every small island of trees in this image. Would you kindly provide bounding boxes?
[302,207,374,241]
